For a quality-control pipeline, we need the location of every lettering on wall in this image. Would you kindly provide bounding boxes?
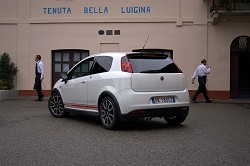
[43,7,72,14]
[83,7,109,14]
[42,6,151,15]
[121,6,150,14]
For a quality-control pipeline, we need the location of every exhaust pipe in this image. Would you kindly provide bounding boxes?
[144,117,152,121]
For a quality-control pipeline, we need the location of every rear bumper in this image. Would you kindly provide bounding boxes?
[116,88,190,114]
[119,106,189,120]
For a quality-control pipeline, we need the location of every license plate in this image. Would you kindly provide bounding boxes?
[151,96,175,104]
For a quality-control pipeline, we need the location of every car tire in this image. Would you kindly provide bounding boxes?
[164,115,186,125]
[48,93,68,118]
[99,96,119,130]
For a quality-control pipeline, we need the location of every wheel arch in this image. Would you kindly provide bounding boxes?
[48,89,69,118]
[98,91,121,116]
[51,88,61,95]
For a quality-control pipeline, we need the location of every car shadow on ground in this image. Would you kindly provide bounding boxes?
[118,119,187,131]
[65,113,187,131]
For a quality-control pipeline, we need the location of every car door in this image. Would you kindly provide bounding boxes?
[87,56,113,108]
[60,57,95,109]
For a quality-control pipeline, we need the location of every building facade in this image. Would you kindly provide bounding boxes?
[0,0,250,99]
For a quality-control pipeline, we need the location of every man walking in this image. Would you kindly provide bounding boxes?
[33,55,44,101]
[191,59,212,103]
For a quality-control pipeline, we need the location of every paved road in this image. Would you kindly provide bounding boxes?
[0,97,250,166]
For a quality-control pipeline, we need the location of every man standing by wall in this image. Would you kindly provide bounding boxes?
[191,59,212,103]
[33,55,44,101]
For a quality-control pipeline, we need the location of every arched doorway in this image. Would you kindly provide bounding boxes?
[230,36,250,98]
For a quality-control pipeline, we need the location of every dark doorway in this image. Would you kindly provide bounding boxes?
[51,49,89,89]
[238,53,250,98]
[230,36,250,98]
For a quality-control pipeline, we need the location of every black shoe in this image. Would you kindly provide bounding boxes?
[35,98,43,101]
[206,100,212,103]
[191,99,197,103]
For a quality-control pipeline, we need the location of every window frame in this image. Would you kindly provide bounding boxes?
[91,56,113,75]
[67,57,95,80]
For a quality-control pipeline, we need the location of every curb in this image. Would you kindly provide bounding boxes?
[0,90,18,101]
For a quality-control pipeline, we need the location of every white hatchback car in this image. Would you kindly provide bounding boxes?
[48,52,190,129]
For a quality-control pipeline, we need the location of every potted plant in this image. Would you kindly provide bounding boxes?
[0,52,18,100]
[218,0,231,10]
[210,0,232,13]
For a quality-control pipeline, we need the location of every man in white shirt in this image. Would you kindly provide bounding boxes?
[33,55,45,101]
[191,59,212,103]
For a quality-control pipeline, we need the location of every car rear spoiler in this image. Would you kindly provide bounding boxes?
[126,52,169,58]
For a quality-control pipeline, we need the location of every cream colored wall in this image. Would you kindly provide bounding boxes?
[30,0,180,19]
[0,0,18,19]
[30,23,192,90]
[208,22,250,91]
[27,0,196,91]
[0,25,17,61]
[0,25,18,89]
[0,0,18,89]
[1,0,250,93]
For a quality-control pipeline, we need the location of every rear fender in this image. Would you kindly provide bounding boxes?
[98,91,122,118]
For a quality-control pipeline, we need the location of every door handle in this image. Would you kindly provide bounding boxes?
[81,80,86,84]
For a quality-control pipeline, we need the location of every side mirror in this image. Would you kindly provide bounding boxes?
[60,73,68,84]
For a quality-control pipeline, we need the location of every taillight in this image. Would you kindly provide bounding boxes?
[121,56,133,73]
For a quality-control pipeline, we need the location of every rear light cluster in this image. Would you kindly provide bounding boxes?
[121,56,133,73]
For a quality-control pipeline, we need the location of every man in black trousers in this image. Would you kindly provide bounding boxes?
[33,55,45,101]
[191,59,212,103]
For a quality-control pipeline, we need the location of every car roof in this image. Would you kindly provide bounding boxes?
[70,51,170,73]
[92,52,131,58]
[92,52,169,58]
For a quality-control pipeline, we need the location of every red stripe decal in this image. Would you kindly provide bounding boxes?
[64,103,98,109]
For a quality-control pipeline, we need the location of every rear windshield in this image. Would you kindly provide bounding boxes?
[127,55,181,73]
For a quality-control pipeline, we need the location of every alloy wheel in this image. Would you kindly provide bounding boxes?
[100,97,118,129]
[48,93,66,117]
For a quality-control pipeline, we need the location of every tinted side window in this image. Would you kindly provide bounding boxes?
[68,57,95,79]
[91,56,113,75]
